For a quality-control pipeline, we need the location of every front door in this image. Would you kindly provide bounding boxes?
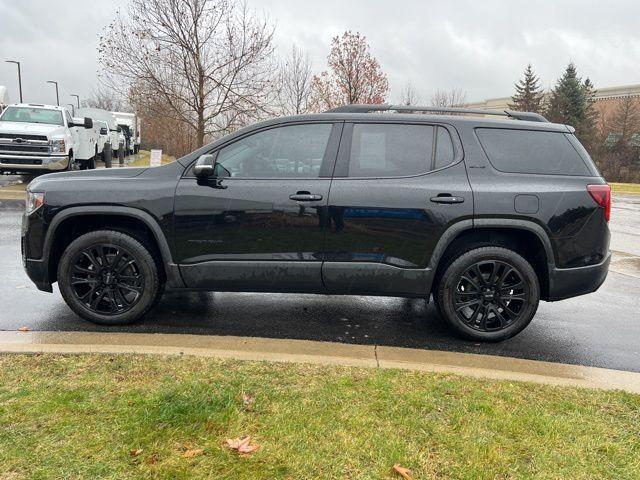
[174,121,342,292]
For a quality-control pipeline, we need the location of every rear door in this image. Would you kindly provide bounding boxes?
[174,121,342,292]
[322,121,473,296]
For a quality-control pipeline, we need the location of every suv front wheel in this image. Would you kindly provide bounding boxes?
[436,247,540,342]
[58,230,160,325]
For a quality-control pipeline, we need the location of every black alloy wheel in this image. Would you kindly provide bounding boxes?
[453,260,527,332]
[69,243,144,315]
[436,246,540,342]
[58,230,161,325]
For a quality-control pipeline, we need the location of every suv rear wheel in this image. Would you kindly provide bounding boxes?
[58,230,160,325]
[436,247,540,342]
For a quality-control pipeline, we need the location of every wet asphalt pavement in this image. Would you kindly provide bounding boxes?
[1,200,639,372]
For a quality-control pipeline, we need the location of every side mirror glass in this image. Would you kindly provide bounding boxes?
[194,154,216,178]
[84,117,94,129]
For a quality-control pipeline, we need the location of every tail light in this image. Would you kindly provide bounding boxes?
[587,184,611,222]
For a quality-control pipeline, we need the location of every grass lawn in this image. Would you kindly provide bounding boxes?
[128,150,176,168]
[0,354,638,479]
[610,182,640,195]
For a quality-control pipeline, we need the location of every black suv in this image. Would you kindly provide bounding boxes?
[22,105,611,341]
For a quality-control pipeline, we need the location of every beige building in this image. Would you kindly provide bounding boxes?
[467,83,640,128]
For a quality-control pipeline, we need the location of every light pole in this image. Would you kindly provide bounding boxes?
[46,80,59,106]
[70,94,80,109]
[5,60,23,103]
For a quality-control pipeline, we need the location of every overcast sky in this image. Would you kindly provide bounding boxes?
[1,0,639,106]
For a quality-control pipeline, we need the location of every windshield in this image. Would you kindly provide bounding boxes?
[0,106,64,126]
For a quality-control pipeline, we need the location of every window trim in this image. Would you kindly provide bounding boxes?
[183,121,343,180]
[333,121,463,180]
[474,126,596,177]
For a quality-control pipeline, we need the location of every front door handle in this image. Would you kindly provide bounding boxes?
[430,195,465,204]
[289,193,323,202]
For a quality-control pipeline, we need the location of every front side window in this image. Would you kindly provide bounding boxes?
[215,123,333,178]
[348,124,434,177]
[0,106,63,126]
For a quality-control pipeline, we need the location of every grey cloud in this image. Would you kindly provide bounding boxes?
[1,0,638,106]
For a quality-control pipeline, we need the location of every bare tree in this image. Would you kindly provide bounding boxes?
[276,45,313,116]
[310,31,389,111]
[82,87,127,111]
[399,82,421,106]
[610,95,640,141]
[98,0,275,148]
[430,88,467,107]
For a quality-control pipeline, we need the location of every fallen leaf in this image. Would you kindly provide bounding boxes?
[225,436,260,455]
[17,327,30,332]
[130,448,143,457]
[241,392,255,411]
[393,464,414,480]
[182,448,204,458]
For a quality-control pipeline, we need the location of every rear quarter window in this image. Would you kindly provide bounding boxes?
[476,128,594,176]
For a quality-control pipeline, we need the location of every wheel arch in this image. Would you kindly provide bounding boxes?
[44,206,183,288]
[430,219,555,300]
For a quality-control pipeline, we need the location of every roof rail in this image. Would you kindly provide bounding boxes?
[325,104,549,123]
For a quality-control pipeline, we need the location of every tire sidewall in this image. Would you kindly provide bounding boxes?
[58,231,159,325]
[437,247,540,342]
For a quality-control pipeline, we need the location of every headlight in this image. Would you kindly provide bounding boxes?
[26,191,45,215]
[49,139,66,153]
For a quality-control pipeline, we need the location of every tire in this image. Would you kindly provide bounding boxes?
[89,148,97,169]
[58,230,161,325]
[104,144,113,168]
[435,246,540,342]
[67,153,76,171]
[118,146,125,166]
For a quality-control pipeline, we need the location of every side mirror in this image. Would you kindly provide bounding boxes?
[71,117,93,129]
[117,126,122,133]
[194,154,216,177]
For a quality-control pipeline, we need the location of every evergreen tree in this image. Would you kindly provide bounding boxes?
[510,64,544,113]
[581,77,600,149]
[546,63,596,141]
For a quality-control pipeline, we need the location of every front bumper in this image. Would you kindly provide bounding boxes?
[0,154,69,171]
[24,258,52,292]
[547,252,611,301]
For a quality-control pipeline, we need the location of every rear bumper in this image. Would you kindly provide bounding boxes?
[0,155,69,171]
[547,252,611,301]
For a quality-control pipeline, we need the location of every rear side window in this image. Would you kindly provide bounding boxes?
[476,128,593,176]
[434,126,455,169]
[349,124,434,177]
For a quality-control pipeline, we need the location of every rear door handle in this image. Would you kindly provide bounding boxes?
[430,195,465,204]
[289,193,323,202]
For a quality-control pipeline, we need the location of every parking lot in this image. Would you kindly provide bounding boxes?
[0,193,638,372]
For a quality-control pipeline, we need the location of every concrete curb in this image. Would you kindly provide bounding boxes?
[1,331,639,394]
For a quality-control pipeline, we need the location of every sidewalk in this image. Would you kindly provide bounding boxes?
[2,330,639,394]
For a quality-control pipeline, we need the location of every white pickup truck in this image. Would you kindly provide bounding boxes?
[112,111,141,155]
[76,107,125,167]
[0,103,99,174]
